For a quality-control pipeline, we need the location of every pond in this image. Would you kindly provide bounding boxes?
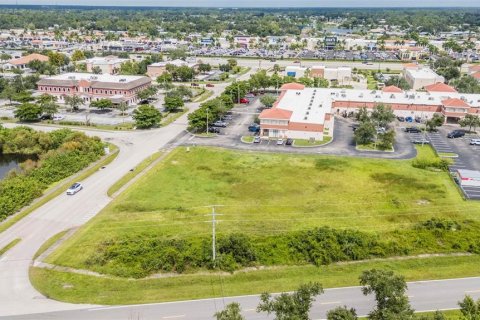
[0,154,34,180]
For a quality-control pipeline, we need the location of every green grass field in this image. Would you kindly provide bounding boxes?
[36,145,480,303]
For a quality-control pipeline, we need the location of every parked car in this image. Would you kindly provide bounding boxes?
[405,127,421,133]
[447,130,465,139]
[248,123,260,132]
[212,121,228,127]
[208,127,220,133]
[66,182,83,195]
[276,138,284,145]
[285,138,294,146]
[40,114,52,120]
[253,136,261,143]
[470,138,480,145]
[206,83,214,87]
[405,116,414,123]
[397,116,405,122]
[376,127,386,134]
[191,83,199,87]
[415,117,423,123]
[53,115,65,121]
[222,115,233,121]
[293,60,300,63]
[240,98,250,104]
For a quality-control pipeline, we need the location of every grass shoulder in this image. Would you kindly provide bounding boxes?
[293,137,332,147]
[0,238,21,256]
[107,151,163,197]
[30,255,480,305]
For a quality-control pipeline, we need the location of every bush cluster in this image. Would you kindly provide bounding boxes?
[83,218,480,278]
[0,126,104,220]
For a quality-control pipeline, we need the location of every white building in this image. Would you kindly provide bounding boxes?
[404,67,445,90]
[284,66,307,78]
[85,56,129,75]
[310,65,352,81]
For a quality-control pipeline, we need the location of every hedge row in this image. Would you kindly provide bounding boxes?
[84,218,480,278]
[0,126,104,220]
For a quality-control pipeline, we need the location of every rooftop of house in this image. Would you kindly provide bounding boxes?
[8,53,49,65]
[37,73,151,90]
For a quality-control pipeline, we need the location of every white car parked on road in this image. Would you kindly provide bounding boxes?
[470,139,480,146]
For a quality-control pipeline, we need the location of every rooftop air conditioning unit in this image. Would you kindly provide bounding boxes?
[390,94,395,99]
[68,76,75,80]
[428,97,434,100]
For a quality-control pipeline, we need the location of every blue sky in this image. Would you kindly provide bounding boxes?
[0,0,479,7]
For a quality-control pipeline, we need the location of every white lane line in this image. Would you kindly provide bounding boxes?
[244,308,256,312]
[163,315,186,319]
[320,301,342,305]
[465,289,480,293]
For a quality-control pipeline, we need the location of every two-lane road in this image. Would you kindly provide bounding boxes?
[2,276,480,319]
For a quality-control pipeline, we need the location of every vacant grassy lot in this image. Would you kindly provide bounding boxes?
[38,146,480,300]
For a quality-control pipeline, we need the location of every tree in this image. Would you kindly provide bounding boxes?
[214,302,245,320]
[176,65,195,82]
[14,103,42,121]
[227,58,238,68]
[377,130,395,150]
[90,99,113,110]
[168,48,187,60]
[356,107,370,123]
[37,94,59,117]
[256,282,323,320]
[92,66,103,74]
[260,94,277,108]
[371,105,395,128]
[354,122,376,145]
[0,53,11,61]
[157,73,173,86]
[458,296,480,320]
[359,269,414,320]
[132,105,162,129]
[137,86,158,102]
[198,63,212,73]
[71,50,86,62]
[313,77,329,88]
[450,75,480,94]
[13,91,34,103]
[459,114,480,133]
[64,95,84,111]
[426,114,445,132]
[164,95,184,112]
[384,76,411,90]
[1,85,16,103]
[326,306,358,320]
[118,102,128,116]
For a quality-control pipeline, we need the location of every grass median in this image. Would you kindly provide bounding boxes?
[0,238,21,256]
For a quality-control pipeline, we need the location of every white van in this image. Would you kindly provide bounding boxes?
[470,138,480,146]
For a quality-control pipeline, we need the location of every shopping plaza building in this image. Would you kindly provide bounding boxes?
[259,83,480,141]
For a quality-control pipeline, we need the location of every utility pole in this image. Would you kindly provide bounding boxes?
[204,205,222,267]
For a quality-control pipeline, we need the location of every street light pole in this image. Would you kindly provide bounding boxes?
[206,108,209,134]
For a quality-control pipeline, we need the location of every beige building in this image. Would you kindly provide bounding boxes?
[85,56,129,75]
[2,53,49,70]
[147,59,198,78]
[404,66,445,90]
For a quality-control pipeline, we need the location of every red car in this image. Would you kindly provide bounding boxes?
[240,98,250,104]
[206,83,215,88]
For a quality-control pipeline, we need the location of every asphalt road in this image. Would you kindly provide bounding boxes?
[3,276,480,320]
[0,74,246,317]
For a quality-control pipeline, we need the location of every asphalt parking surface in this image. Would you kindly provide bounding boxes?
[417,126,480,200]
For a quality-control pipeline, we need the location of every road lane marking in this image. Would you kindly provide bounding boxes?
[320,301,341,305]
[163,315,186,319]
[244,308,256,312]
[465,290,480,293]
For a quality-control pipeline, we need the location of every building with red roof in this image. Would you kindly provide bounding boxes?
[382,85,403,93]
[424,82,458,93]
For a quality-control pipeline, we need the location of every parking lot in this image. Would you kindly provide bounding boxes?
[405,126,480,200]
